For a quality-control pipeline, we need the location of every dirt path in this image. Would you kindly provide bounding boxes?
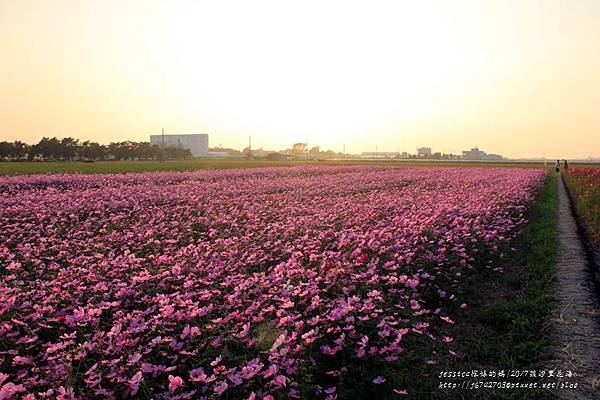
[546,175,600,399]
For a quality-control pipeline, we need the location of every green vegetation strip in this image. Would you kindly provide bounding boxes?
[0,160,306,176]
[0,160,557,176]
[434,172,558,400]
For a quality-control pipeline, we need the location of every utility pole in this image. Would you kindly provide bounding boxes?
[248,135,252,160]
[343,143,345,159]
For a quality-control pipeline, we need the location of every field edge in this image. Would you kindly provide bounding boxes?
[433,171,559,400]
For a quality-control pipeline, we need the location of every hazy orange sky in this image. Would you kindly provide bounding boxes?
[1,0,599,158]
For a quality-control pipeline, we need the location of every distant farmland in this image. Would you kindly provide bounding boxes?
[0,159,560,176]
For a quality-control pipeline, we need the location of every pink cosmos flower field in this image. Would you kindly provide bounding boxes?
[0,166,545,399]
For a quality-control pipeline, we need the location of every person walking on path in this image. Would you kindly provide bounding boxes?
[555,159,560,173]
[564,159,569,170]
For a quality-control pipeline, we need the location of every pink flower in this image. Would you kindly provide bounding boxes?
[269,334,286,352]
[301,329,317,344]
[373,376,386,384]
[356,347,366,358]
[11,356,32,366]
[410,299,420,310]
[0,166,546,397]
[168,375,183,392]
[321,345,338,355]
[405,278,420,289]
[189,368,207,382]
[272,374,288,388]
[181,325,191,339]
[0,382,26,399]
[214,381,228,396]
[129,371,143,395]
[263,364,278,378]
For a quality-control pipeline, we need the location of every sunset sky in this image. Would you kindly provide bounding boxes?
[1,0,599,158]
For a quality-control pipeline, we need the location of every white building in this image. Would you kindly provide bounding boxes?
[149,133,208,157]
[462,147,485,160]
[462,147,503,161]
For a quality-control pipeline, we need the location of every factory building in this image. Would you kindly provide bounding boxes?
[149,133,208,157]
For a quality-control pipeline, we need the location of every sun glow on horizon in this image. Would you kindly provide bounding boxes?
[1,0,599,158]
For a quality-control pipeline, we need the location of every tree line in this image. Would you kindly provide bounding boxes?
[0,137,192,161]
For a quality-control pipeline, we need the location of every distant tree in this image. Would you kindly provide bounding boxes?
[60,137,79,161]
[31,137,62,160]
[291,143,308,154]
[134,142,152,160]
[0,142,13,160]
[13,141,29,160]
[133,142,164,160]
[309,146,321,159]
[0,141,29,160]
[107,142,121,160]
[148,144,162,160]
[323,149,337,159]
[163,145,192,160]
[108,141,138,160]
[125,141,139,160]
[80,141,107,160]
[265,152,286,161]
[289,143,308,159]
[180,148,192,159]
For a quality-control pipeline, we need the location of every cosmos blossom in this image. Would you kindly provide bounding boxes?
[0,166,545,398]
[168,375,184,392]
